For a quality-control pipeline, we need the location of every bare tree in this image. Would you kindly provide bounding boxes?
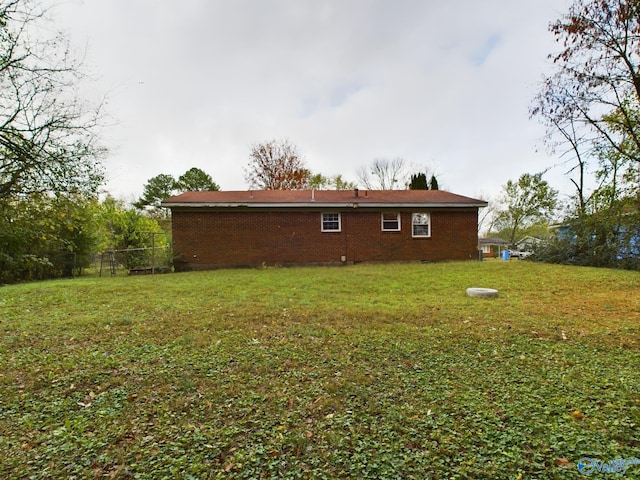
[531,0,640,170]
[0,0,105,201]
[477,195,499,235]
[551,116,593,215]
[356,157,409,190]
[245,139,310,190]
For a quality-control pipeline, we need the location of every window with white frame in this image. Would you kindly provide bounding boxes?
[481,245,491,254]
[321,212,341,232]
[412,213,430,237]
[381,212,401,231]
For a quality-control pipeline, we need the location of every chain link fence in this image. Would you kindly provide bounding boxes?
[95,246,172,276]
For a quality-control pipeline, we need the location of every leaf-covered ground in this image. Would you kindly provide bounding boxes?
[1,261,639,479]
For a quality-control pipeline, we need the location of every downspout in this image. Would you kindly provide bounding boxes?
[343,209,349,264]
[344,189,359,263]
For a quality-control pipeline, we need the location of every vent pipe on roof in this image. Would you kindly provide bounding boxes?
[311,189,315,201]
[354,188,359,197]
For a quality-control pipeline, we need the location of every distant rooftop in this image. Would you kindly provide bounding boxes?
[478,237,509,245]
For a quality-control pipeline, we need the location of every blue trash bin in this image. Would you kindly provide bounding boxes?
[501,249,511,261]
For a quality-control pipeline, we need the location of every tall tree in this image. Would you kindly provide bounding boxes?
[408,172,440,190]
[357,157,408,190]
[134,174,177,210]
[494,173,558,244]
[530,0,640,269]
[135,168,220,225]
[409,173,428,190]
[532,0,640,171]
[0,0,104,201]
[477,195,499,235]
[547,116,592,216]
[309,173,357,190]
[429,174,439,190]
[95,196,169,269]
[175,167,220,192]
[245,139,309,190]
[0,193,101,283]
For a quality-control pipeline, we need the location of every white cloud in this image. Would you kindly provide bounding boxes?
[52,0,572,200]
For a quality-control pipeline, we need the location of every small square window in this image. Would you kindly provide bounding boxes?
[322,212,341,232]
[381,212,400,231]
[412,212,430,237]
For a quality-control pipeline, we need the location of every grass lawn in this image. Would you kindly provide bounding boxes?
[1,260,639,479]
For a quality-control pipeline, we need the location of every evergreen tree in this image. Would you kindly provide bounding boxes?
[409,173,428,190]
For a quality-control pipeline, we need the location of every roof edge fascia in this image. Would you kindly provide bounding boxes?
[162,201,488,209]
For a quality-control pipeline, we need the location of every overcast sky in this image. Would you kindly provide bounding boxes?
[51,0,573,202]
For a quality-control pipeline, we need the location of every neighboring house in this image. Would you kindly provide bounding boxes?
[162,189,488,270]
[514,235,543,252]
[478,237,509,258]
[550,222,640,262]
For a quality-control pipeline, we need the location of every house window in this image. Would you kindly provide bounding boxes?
[321,212,341,232]
[481,245,491,254]
[412,213,430,237]
[381,212,401,231]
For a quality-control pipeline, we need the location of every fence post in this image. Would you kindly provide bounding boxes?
[151,232,156,275]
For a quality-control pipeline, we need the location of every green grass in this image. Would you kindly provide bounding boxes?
[1,261,639,479]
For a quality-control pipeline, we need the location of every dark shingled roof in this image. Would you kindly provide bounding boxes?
[478,237,509,245]
[162,189,487,208]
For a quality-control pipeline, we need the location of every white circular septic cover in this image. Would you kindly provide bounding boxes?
[466,287,499,298]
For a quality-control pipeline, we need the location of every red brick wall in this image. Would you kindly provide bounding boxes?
[170,208,479,269]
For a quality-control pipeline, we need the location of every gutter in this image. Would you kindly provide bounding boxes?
[161,201,488,209]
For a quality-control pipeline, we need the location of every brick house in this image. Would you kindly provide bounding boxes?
[162,189,487,270]
[478,237,509,258]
